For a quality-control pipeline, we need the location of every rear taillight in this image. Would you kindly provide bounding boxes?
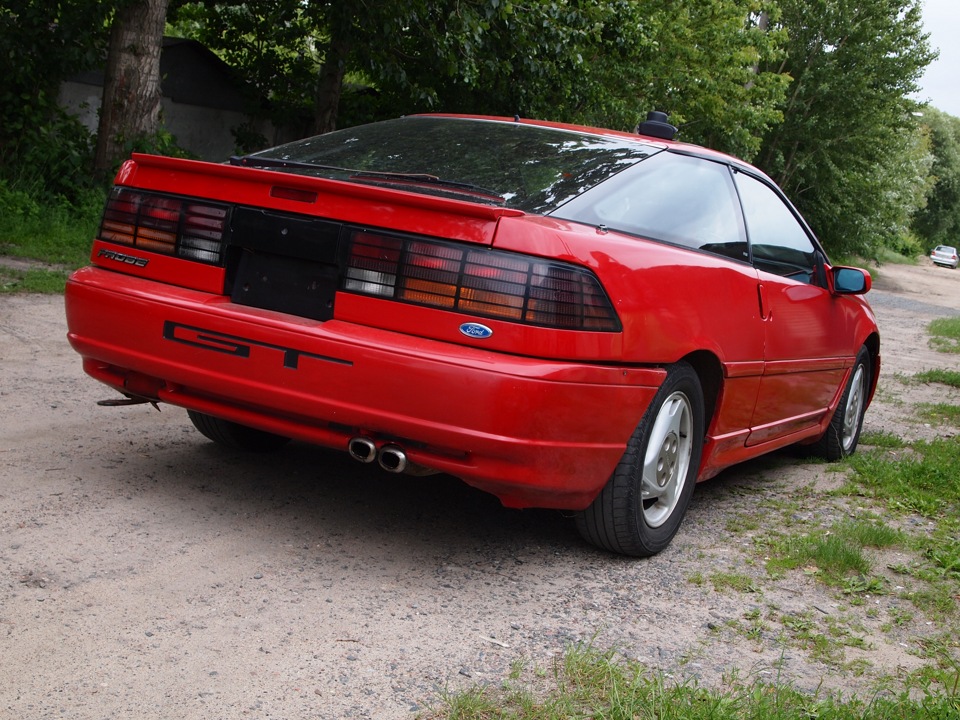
[99,188,229,265]
[343,230,621,331]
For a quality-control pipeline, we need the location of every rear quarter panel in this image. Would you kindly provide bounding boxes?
[492,214,765,365]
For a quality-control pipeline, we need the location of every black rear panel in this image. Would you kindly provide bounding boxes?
[227,207,343,321]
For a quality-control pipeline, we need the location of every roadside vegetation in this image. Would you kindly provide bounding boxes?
[3,1,960,280]
[0,183,102,292]
[927,319,960,354]
[428,318,960,719]
[423,644,959,719]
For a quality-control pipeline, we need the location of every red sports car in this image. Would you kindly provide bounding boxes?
[65,113,879,556]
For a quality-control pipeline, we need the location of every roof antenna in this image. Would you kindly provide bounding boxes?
[637,111,677,140]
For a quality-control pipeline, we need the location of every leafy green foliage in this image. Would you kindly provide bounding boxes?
[174,1,790,159]
[0,2,113,201]
[912,108,960,249]
[172,0,319,138]
[709,571,762,593]
[756,0,935,259]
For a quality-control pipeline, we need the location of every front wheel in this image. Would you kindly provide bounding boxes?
[809,346,871,461]
[575,362,705,557]
[187,410,291,452]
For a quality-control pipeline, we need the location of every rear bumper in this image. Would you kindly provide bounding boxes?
[65,267,664,509]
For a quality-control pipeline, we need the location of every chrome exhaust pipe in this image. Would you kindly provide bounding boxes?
[347,437,377,464]
[377,444,408,473]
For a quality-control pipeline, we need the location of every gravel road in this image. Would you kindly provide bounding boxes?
[1,260,958,718]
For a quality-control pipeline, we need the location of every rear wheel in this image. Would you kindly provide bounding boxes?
[187,410,291,452]
[576,362,704,557]
[809,346,871,461]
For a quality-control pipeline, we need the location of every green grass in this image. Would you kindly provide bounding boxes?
[858,430,907,449]
[0,201,99,267]
[917,403,960,426]
[425,644,959,719]
[914,369,960,388]
[847,438,960,520]
[842,437,960,620]
[0,265,73,293]
[710,571,761,594]
[766,519,901,584]
[869,248,921,266]
[0,184,101,292]
[928,317,960,354]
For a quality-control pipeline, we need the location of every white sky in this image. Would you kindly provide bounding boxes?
[915,0,960,117]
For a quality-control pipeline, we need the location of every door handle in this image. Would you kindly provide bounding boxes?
[757,283,769,320]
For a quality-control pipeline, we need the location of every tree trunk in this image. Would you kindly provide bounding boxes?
[311,36,351,136]
[94,0,171,173]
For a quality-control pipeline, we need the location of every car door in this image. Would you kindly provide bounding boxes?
[732,169,855,445]
[550,151,768,450]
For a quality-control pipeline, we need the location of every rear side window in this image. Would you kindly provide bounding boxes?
[733,171,818,281]
[552,152,748,262]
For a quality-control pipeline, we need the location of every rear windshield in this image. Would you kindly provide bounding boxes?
[239,116,659,214]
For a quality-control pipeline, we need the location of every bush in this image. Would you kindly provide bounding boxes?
[888,231,925,260]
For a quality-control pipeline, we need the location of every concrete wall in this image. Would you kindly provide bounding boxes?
[58,39,273,162]
[59,80,267,162]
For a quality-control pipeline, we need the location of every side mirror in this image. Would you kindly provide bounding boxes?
[832,266,871,295]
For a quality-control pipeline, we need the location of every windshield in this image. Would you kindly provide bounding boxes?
[239,117,659,214]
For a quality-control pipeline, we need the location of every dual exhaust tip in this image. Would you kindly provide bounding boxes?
[348,437,407,473]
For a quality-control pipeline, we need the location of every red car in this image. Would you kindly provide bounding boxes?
[65,113,879,556]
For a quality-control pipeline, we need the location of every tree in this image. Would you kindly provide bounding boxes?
[911,108,960,249]
[0,1,112,197]
[172,0,319,143]
[94,0,173,173]
[561,0,789,159]
[176,0,789,158]
[755,0,935,259]
[346,0,789,159]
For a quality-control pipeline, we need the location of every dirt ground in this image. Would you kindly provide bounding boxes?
[1,259,958,719]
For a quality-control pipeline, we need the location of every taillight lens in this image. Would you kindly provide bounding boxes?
[343,230,621,331]
[99,188,229,265]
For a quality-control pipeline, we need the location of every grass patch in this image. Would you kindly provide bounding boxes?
[914,369,960,389]
[0,266,72,293]
[709,571,761,594]
[767,519,902,585]
[0,184,101,286]
[425,643,960,719]
[858,430,907,449]
[870,248,920,266]
[847,438,960,519]
[917,403,960,426]
[928,317,960,354]
[843,437,960,618]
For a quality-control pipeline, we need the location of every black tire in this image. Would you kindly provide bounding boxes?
[808,346,871,461]
[575,362,705,557]
[187,410,291,452]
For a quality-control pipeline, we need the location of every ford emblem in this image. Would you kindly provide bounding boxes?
[459,322,493,339]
